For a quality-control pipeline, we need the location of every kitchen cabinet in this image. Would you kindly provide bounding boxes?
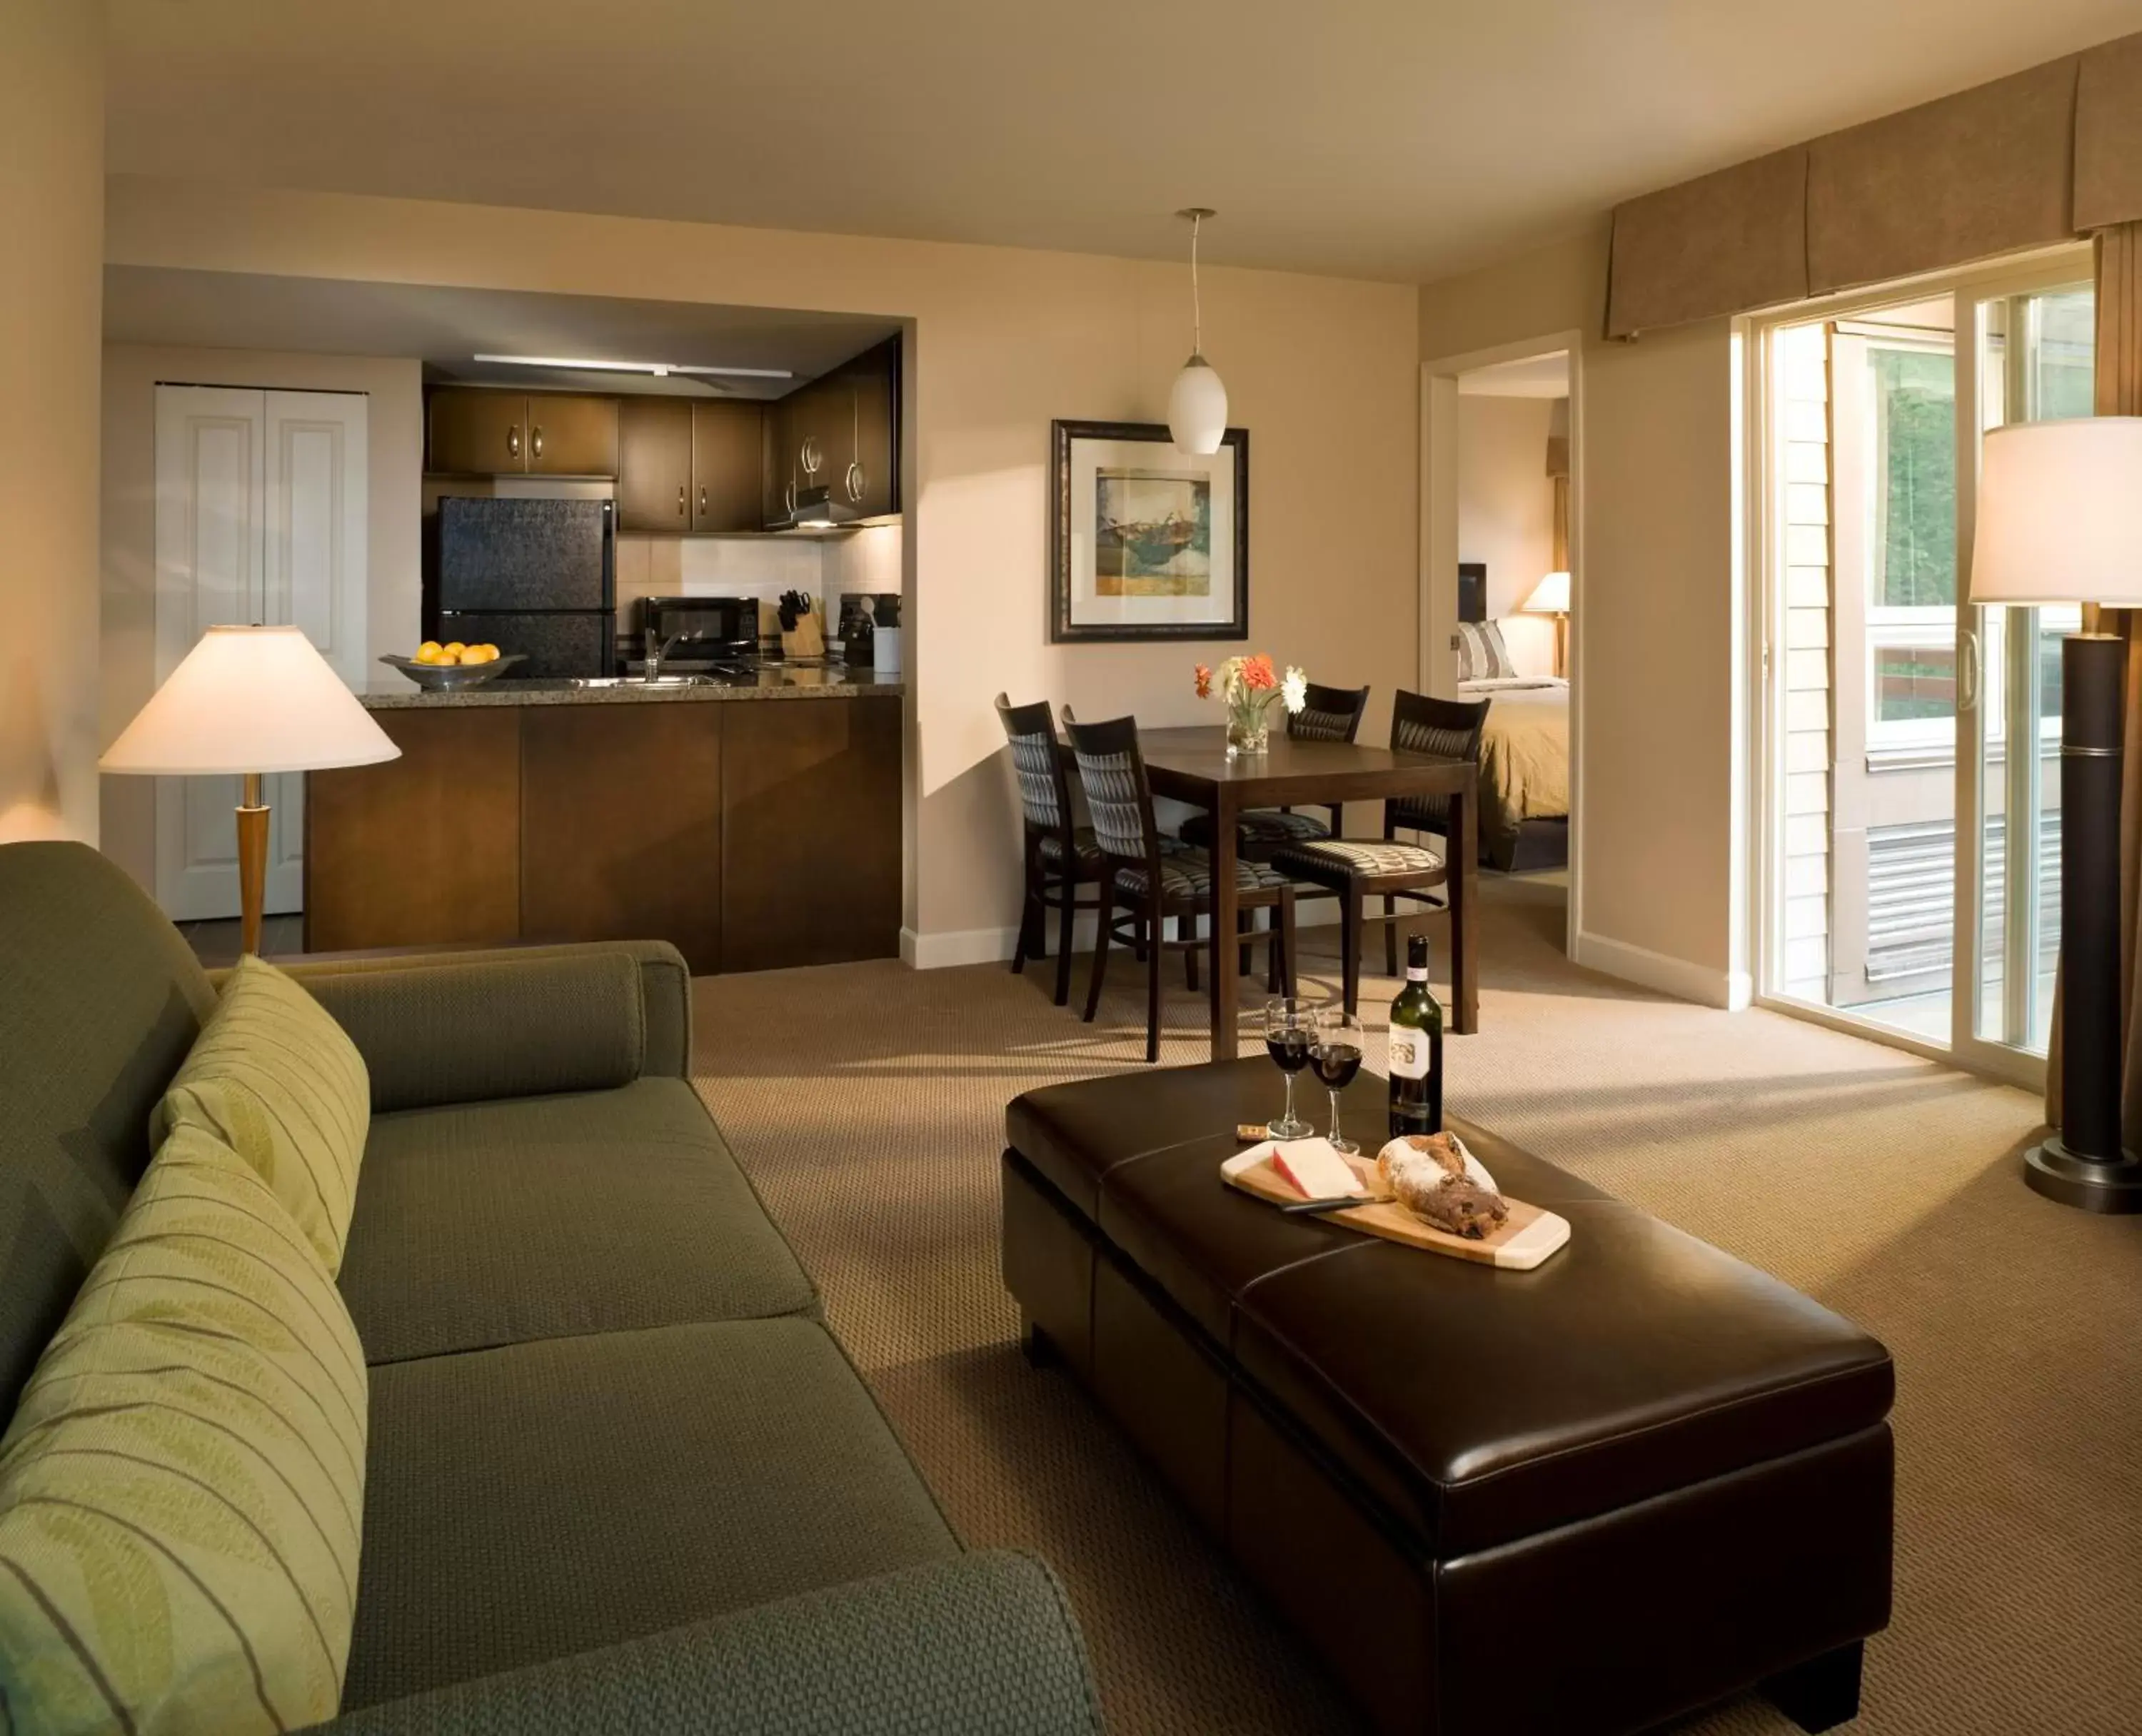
[428,390,531,477]
[760,338,900,527]
[426,389,618,477]
[691,401,764,533]
[526,393,619,476]
[616,397,694,532]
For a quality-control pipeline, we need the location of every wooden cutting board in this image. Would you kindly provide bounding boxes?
[1221,1142,1570,1271]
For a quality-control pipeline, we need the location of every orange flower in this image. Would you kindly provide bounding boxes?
[1242,654,1277,691]
[1194,664,1213,698]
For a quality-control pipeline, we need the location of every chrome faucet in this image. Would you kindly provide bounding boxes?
[644,628,688,682]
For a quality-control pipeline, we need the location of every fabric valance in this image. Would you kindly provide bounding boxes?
[1605,30,2141,337]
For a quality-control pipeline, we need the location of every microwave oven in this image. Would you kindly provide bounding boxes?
[638,595,759,658]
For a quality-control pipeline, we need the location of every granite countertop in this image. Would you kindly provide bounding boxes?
[361,666,905,710]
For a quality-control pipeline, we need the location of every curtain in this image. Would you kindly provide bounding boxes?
[2049,221,2142,1144]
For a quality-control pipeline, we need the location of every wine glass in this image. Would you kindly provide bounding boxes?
[1262,996,1316,1140]
[1312,1007,1367,1154]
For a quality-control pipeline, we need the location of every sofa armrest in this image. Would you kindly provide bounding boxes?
[271,941,692,1112]
[306,1551,1101,1736]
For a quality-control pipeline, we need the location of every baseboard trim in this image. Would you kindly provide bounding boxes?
[1573,931,1748,1010]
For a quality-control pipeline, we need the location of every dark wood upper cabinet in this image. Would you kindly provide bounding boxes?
[692,401,765,533]
[526,394,619,476]
[428,390,531,476]
[761,338,900,527]
[429,388,618,478]
[616,397,694,532]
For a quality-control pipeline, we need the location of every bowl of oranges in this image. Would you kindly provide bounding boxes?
[379,641,524,690]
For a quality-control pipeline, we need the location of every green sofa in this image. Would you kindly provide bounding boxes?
[0,842,1102,1735]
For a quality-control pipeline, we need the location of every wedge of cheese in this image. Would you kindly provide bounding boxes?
[1270,1137,1367,1200]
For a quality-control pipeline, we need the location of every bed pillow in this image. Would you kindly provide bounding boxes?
[155,955,369,1276]
[0,1124,368,1735]
[1457,621,1517,682]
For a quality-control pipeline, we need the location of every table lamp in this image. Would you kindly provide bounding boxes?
[101,625,400,957]
[1968,415,2142,1212]
[1522,570,1571,677]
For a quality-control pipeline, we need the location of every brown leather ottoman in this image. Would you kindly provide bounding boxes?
[1003,1059,1894,1736]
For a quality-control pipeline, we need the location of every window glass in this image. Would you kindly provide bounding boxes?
[2031,291,2095,421]
[1874,643,1956,723]
[1870,348,1956,607]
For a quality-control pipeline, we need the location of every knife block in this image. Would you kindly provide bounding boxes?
[780,610,825,660]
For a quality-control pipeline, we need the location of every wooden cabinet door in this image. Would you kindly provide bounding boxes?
[761,394,795,528]
[617,397,693,532]
[691,400,764,532]
[428,390,528,475]
[830,341,897,518]
[526,393,620,476]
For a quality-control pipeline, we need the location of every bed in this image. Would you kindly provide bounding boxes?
[1454,578,1569,871]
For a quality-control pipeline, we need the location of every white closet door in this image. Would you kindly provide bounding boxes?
[154,386,266,922]
[261,390,368,912]
[153,385,368,923]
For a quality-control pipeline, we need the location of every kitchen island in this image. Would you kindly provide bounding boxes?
[306,669,904,974]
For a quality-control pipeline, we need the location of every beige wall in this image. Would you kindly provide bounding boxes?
[99,345,424,889]
[105,177,1422,955]
[0,1,104,843]
[1457,395,1557,676]
[1422,231,1746,1004]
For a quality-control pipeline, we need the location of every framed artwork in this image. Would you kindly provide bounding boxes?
[1049,419,1249,642]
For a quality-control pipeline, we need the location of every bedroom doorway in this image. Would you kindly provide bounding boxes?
[1422,335,1582,957]
[1749,248,2093,1081]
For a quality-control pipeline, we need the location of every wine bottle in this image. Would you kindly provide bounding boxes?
[1387,934,1444,1139]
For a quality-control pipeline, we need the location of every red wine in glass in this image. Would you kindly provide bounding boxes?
[1314,1009,1367,1153]
[1311,1041,1363,1090]
[1262,998,1315,1139]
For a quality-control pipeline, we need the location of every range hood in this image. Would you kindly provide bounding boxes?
[786,484,859,532]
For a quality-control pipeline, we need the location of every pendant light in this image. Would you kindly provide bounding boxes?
[1167,207,1228,455]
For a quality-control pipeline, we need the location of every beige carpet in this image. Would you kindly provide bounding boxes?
[688,878,2142,1735]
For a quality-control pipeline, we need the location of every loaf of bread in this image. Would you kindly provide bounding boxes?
[1376,1134,1509,1239]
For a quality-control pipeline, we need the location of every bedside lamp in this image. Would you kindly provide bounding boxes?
[1521,570,1571,677]
[101,626,400,958]
[1968,415,2142,1212]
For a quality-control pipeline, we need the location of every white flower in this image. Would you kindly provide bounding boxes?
[1280,667,1308,714]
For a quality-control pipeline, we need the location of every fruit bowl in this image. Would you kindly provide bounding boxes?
[379,652,526,690]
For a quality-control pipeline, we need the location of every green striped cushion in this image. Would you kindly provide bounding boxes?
[155,956,369,1276]
[0,1124,368,1734]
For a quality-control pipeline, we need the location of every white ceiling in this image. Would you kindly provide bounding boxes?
[1458,352,1570,398]
[101,268,900,395]
[106,1,2142,283]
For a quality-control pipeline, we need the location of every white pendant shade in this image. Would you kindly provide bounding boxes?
[1968,417,2142,607]
[1169,356,1229,455]
[101,625,401,776]
[1522,571,1571,614]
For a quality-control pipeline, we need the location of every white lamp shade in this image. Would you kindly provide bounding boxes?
[1167,357,1229,455]
[1968,417,2142,606]
[101,625,401,776]
[1522,570,1571,614]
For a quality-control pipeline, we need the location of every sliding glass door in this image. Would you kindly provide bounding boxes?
[1755,253,2093,1076]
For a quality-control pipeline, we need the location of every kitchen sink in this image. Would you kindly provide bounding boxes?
[567,675,712,688]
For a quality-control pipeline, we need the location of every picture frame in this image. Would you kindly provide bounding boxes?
[1049,419,1249,642]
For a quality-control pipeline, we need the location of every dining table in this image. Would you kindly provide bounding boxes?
[1137,725,1479,1059]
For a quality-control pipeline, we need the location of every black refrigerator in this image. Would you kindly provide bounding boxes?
[435,498,615,677]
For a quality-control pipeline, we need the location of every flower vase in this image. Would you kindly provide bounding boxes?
[1226,706,1270,757]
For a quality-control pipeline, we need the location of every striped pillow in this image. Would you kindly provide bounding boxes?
[1456,620,1517,682]
[156,956,369,1276]
[0,1124,368,1735]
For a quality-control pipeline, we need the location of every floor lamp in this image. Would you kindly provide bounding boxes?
[1521,570,1571,677]
[1968,416,2142,1212]
[101,625,400,957]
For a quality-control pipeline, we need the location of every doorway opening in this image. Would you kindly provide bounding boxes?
[1423,339,1580,957]
[1750,249,2093,1079]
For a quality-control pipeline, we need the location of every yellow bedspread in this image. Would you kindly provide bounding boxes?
[1461,678,1569,842]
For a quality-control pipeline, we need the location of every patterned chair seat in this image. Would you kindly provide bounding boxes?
[1269,837,1446,888]
[1112,847,1294,906]
[1176,807,1333,852]
[1040,827,1186,877]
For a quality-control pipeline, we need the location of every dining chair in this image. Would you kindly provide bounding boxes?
[1177,680,1371,861]
[996,693,1105,1007]
[1269,689,1489,1016]
[1065,712,1299,1062]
